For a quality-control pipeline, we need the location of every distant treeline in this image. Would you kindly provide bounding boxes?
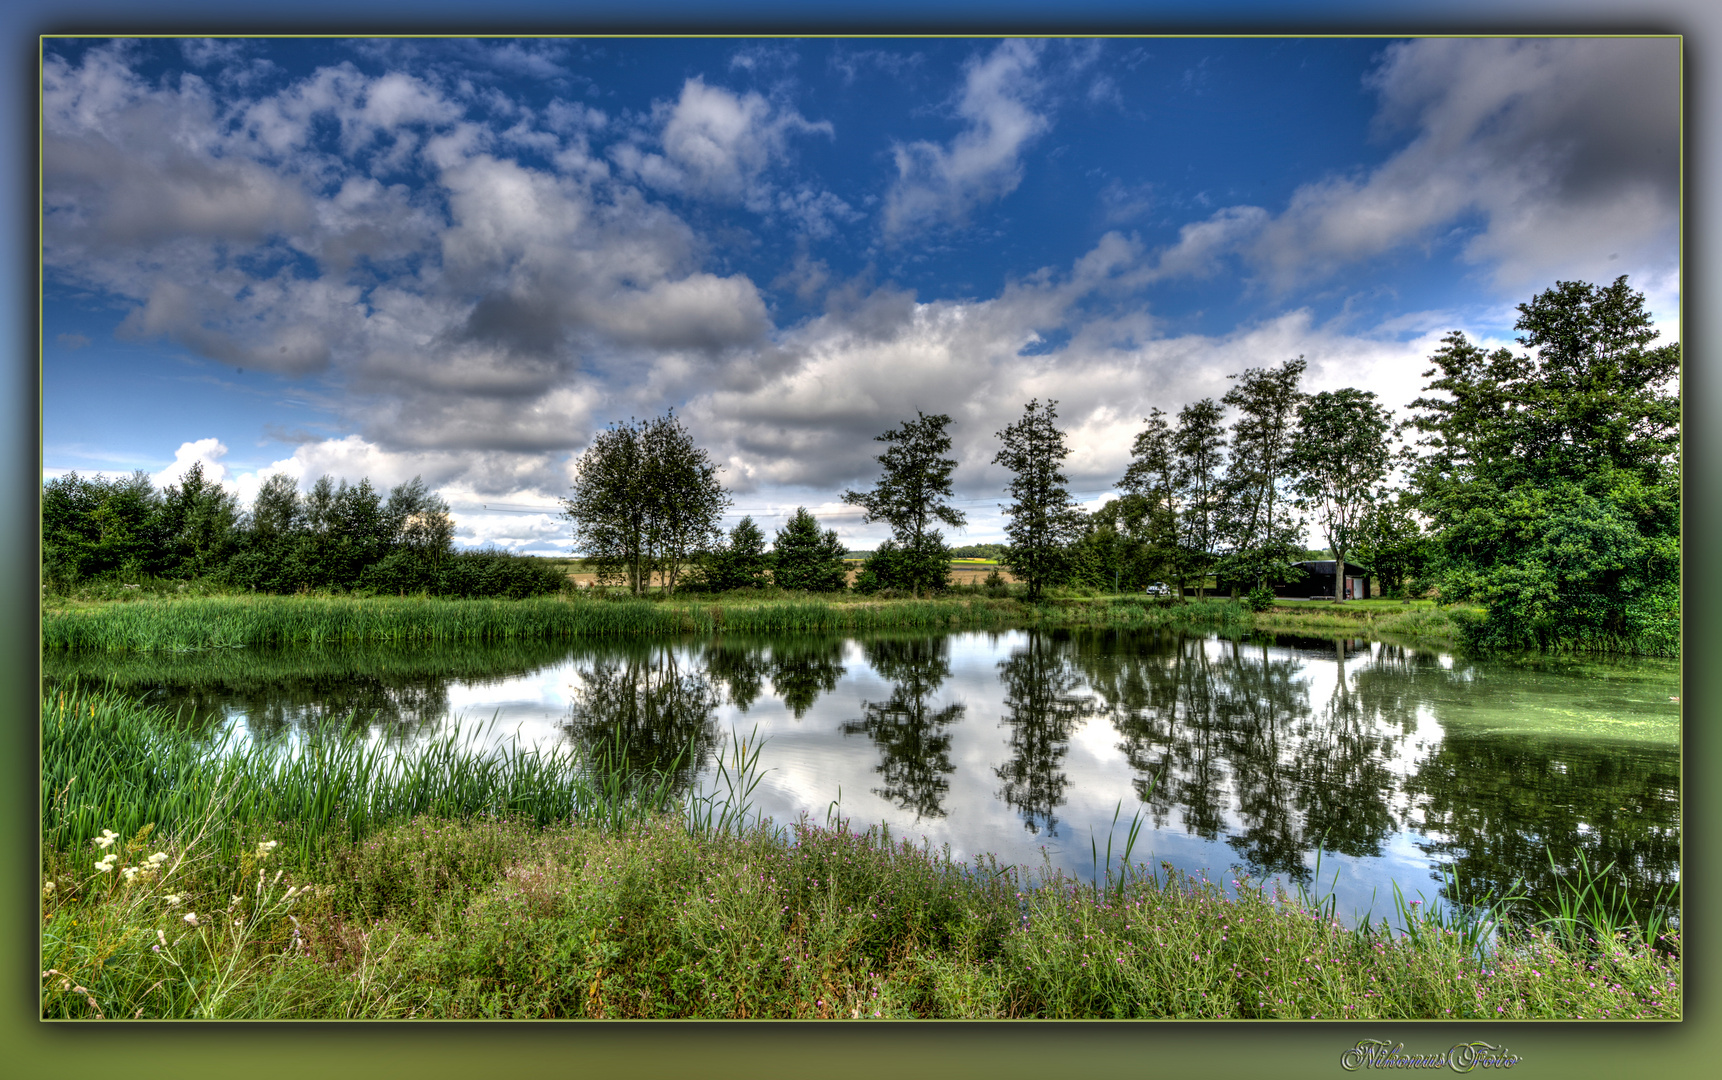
[42,466,563,599]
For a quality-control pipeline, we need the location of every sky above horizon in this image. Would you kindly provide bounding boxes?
[41,35,1681,552]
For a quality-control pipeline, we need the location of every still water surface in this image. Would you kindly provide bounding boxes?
[49,628,1679,924]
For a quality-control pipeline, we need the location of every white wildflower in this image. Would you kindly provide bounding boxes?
[256,840,279,859]
[147,852,169,866]
[93,830,119,850]
[183,912,199,926]
[95,854,116,873]
[163,894,182,907]
[42,881,55,896]
[120,866,139,883]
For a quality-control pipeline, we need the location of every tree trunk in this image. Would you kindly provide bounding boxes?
[1334,551,1345,602]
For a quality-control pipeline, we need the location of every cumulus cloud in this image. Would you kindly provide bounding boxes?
[151,438,231,490]
[882,39,1050,239]
[612,77,833,210]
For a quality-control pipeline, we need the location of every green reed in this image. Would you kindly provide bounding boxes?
[42,595,1023,652]
[41,683,683,873]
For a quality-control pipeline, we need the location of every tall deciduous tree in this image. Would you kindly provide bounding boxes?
[641,412,729,596]
[1291,389,1393,603]
[843,411,965,596]
[1172,399,1227,597]
[1119,408,1181,588]
[993,399,1084,601]
[1406,276,1678,651]
[564,410,728,596]
[771,508,850,592]
[1218,358,1306,594]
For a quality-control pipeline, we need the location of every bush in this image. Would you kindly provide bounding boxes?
[1245,584,1276,612]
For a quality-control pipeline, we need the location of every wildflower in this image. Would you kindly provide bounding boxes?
[183,912,199,926]
[147,852,168,866]
[256,840,279,860]
[121,866,139,883]
[95,854,116,873]
[93,830,119,850]
[156,929,166,946]
[163,894,182,907]
[42,881,55,896]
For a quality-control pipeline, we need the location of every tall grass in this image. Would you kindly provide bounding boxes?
[41,595,1018,652]
[41,683,679,873]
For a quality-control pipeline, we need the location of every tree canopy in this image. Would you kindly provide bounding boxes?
[993,399,1084,601]
[1291,388,1393,602]
[1407,276,1678,650]
[564,410,729,596]
[843,411,965,595]
[771,508,850,592]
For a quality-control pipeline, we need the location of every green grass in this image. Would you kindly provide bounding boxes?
[40,594,1027,652]
[41,811,1680,1020]
[40,593,1258,653]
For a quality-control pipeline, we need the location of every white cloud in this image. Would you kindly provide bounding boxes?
[881,39,1049,239]
[151,438,231,490]
[612,77,833,211]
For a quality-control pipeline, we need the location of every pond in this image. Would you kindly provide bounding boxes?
[46,628,1680,926]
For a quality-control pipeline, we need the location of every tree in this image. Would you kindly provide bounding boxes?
[1172,399,1227,597]
[385,476,454,559]
[703,516,771,592]
[1291,389,1393,603]
[770,508,850,592]
[564,410,729,596]
[842,411,965,596]
[1352,491,1430,599]
[640,411,729,596]
[159,462,240,580]
[1119,409,1181,589]
[1406,276,1678,651]
[1218,358,1306,594]
[993,399,1084,601]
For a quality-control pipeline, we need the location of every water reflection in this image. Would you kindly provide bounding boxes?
[46,628,1679,923]
[840,637,965,820]
[563,643,720,792]
[994,632,1093,836]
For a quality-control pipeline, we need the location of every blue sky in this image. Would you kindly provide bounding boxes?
[41,35,1681,552]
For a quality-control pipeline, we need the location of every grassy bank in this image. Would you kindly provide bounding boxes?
[41,686,1677,1020]
[40,592,1267,652]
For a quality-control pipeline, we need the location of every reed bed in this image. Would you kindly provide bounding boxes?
[41,595,1021,652]
[41,684,674,874]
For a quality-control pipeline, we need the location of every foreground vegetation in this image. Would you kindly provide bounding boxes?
[41,686,1676,1020]
[40,589,1472,653]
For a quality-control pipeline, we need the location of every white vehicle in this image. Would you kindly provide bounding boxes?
[1144,582,1170,596]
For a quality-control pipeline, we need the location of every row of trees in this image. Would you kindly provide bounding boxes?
[42,466,563,598]
[560,276,1677,652]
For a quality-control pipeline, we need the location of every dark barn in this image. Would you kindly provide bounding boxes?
[1276,560,1372,600]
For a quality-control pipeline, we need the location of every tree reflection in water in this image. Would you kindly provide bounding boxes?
[703,638,847,718]
[993,631,1093,836]
[1081,632,1410,884]
[840,637,964,820]
[563,643,720,796]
